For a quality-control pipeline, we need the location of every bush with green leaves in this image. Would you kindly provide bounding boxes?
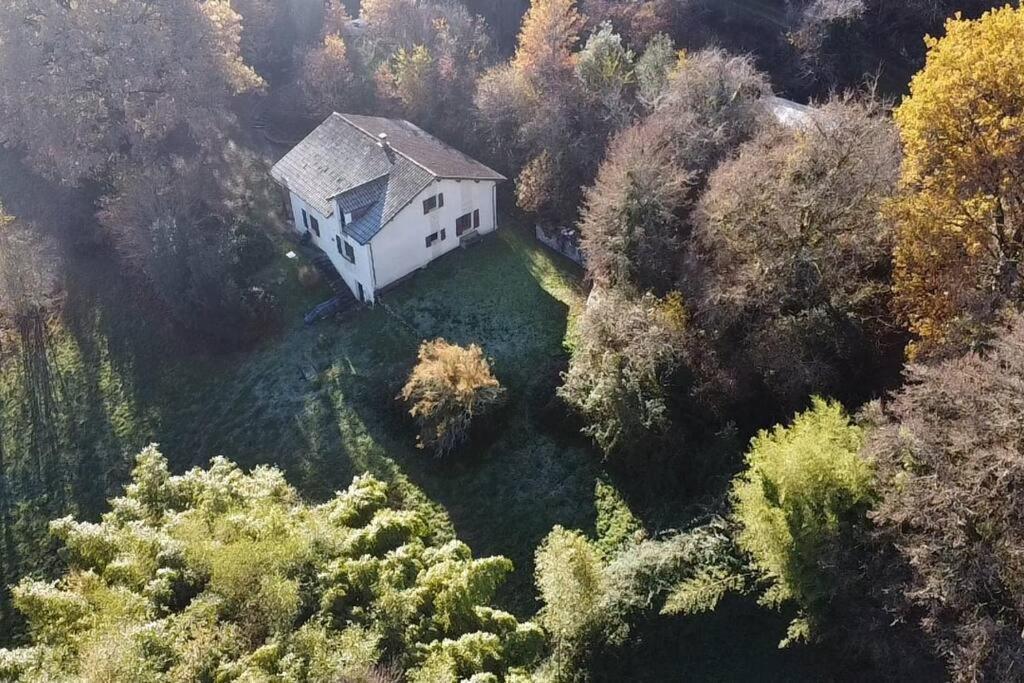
[0,446,543,682]
[559,289,689,458]
[730,397,875,645]
[534,520,740,680]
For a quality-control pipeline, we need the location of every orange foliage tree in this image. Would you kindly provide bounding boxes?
[399,339,506,457]
[512,0,585,81]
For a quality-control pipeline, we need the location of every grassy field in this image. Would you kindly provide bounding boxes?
[1,220,832,677]
[141,225,605,613]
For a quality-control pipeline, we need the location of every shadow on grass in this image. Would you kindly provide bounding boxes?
[592,595,830,682]
[323,232,604,616]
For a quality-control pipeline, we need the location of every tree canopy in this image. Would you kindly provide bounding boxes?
[0,0,262,184]
[890,5,1024,357]
[864,314,1024,680]
[691,96,901,410]
[732,398,874,646]
[0,447,544,682]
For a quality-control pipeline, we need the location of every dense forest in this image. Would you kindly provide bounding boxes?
[2,0,1024,681]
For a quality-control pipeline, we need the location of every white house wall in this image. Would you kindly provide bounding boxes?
[287,192,375,303]
[369,178,498,291]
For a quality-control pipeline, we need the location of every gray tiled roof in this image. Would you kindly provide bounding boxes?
[340,114,507,181]
[335,177,387,214]
[271,113,503,245]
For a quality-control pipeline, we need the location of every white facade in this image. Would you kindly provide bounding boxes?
[286,177,499,304]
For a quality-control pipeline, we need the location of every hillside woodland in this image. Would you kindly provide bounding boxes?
[2,1,1024,681]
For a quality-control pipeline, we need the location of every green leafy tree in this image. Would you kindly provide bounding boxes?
[633,33,678,108]
[731,398,875,646]
[377,45,438,122]
[535,519,742,680]
[574,21,636,126]
[559,289,688,458]
[0,447,543,681]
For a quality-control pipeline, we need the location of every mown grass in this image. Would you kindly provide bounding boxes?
[2,222,831,677]
[142,226,600,614]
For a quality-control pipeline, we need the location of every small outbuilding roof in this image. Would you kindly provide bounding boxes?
[271,113,505,245]
[767,96,816,128]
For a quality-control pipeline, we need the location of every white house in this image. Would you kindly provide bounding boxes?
[271,113,506,304]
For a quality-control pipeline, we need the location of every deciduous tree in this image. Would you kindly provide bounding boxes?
[889,5,1024,358]
[361,0,490,137]
[691,95,901,410]
[511,0,585,81]
[559,289,688,458]
[582,0,678,47]
[864,314,1024,680]
[302,34,359,116]
[98,151,278,347]
[0,0,262,185]
[579,120,693,292]
[399,339,506,457]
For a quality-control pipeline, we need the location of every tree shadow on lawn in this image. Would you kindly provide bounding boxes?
[593,595,833,682]
[327,236,606,616]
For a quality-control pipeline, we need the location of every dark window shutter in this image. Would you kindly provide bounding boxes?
[473,209,480,228]
[301,209,308,228]
[438,193,444,208]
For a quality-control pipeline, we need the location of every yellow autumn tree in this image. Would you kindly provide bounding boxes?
[399,339,506,457]
[511,0,585,80]
[377,45,437,120]
[301,34,356,115]
[890,5,1024,357]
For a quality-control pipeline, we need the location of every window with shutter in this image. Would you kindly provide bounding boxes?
[456,212,472,236]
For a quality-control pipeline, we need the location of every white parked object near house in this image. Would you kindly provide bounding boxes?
[271,113,506,304]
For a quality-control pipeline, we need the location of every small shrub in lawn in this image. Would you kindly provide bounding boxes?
[398,339,507,457]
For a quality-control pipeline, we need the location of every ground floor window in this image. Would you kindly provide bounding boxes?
[456,212,473,236]
[426,231,440,247]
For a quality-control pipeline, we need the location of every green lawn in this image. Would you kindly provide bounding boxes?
[1,222,831,677]
[138,225,603,615]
